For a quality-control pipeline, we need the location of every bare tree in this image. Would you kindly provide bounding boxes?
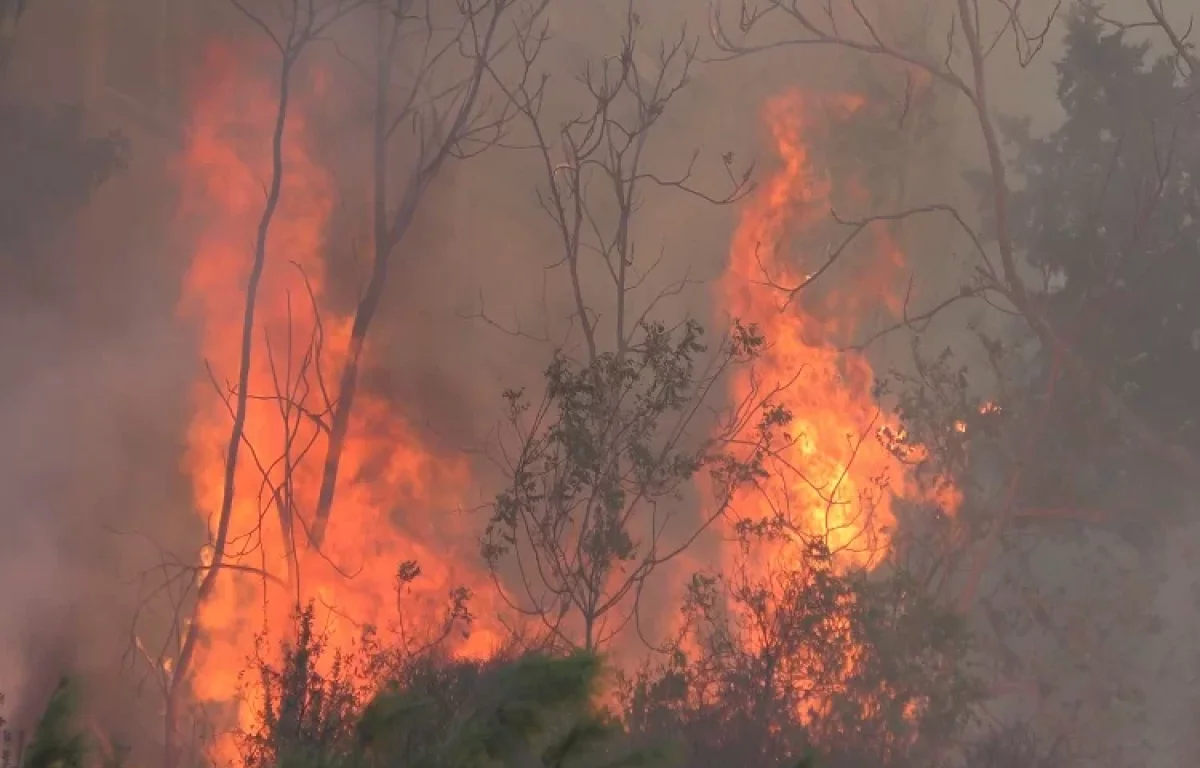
[308,0,551,547]
[160,2,360,766]
[474,1,787,652]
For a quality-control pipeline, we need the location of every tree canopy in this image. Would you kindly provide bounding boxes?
[981,1,1200,535]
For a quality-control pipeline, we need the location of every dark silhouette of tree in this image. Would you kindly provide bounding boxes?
[878,6,1200,759]
[989,2,1200,534]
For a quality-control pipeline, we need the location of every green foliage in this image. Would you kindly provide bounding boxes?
[974,0,1200,529]
[619,541,978,768]
[241,606,665,768]
[485,319,771,650]
[23,678,88,768]
[367,651,627,768]
[241,606,363,768]
[488,320,712,570]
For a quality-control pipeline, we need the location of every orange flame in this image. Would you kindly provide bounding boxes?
[713,86,960,737]
[720,90,947,576]
[176,44,499,758]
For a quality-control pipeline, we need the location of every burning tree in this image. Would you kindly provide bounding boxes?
[477,2,978,762]
[124,0,555,764]
[631,79,975,766]
[708,0,1200,550]
[708,0,1200,761]
[108,0,1200,762]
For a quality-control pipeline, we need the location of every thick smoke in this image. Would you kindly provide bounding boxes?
[0,0,199,736]
[0,299,82,723]
[0,0,1195,765]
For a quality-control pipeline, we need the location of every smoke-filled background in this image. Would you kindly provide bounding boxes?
[1,0,1199,765]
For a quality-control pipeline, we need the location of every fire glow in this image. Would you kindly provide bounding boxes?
[719,90,959,578]
[172,42,958,757]
[713,88,961,736]
[176,44,500,758]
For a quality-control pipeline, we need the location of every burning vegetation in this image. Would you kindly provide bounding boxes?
[149,18,972,763]
[5,0,1200,767]
[167,25,967,763]
[176,41,504,759]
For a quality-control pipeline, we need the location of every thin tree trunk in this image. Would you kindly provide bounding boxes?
[310,5,394,548]
[165,52,298,768]
[310,4,500,544]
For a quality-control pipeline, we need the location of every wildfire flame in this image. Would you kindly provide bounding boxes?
[711,90,962,734]
[720,90,959,579]
[171,37,961,759]
[175,44,499,758]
